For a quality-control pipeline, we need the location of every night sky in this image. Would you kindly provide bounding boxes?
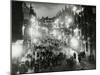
[24,2,65,18]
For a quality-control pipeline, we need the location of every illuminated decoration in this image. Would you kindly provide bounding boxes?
[12,40,24,58]
[83,40,86,44]
[72,6,77,12]
[65,23,70,28]
[53,19,60,29]
[30,15,36,23]
[22,25,25,36]
[27,25,41,40]
[70,37,80,51]
[50,29,59,38]
[65,16,74,28]
[77,36,80,40]
[60,22,64,28]
[76,7,84,15]
[74,28,80,37]
[65,16,73,24]
[41,27,48,33]
[54,19,59,24]
[32,38,39,44]
[67,18,73,24]
[60,22,64,25]
[72,6,84,15]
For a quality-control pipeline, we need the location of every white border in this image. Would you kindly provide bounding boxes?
[0,0,99,75]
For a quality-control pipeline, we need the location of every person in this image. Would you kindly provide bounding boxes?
[73,52,76,59]
[78,54,81,62]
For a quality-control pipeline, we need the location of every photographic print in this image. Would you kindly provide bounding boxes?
[11,0,96,75]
